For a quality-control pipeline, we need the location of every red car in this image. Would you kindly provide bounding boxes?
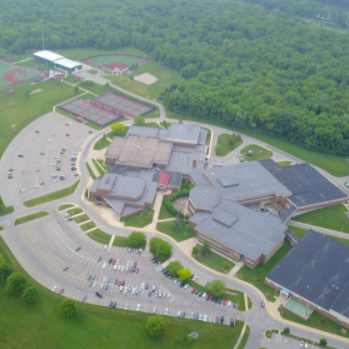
[215,316,219,323]
[35,169,41,172]
[152,259,158,264]
[60,151,64,154]
[191,288,196,294]
[206,294,211,300]
[136,268,139,274]
[117,280,121,286]
[112,259,116,265]
[223,300,227,305]
[59,288,64,294]
[68,217,74,221]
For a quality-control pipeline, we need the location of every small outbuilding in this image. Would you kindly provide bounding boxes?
[157,172,169,190]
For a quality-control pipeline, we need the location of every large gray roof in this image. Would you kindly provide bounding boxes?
[191,200,286,259]
[108,176,145,199]
[260,159,348,207]
[267,230,349,318]
[166,124,200,144]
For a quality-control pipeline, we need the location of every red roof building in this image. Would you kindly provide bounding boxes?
[157,172,169,190]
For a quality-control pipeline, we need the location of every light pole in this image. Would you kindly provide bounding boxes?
[40,19,45,50]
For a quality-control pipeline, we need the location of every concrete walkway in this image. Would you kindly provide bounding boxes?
[109,235,115,246]
[228,261,244,277]
[233,323,248,349]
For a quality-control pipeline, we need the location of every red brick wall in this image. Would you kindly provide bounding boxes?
[294,199,348,216]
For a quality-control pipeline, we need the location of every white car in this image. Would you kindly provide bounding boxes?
[193,275,198,281]
[47,139,52,142]
[124,304,128,310]
[177,311,181,318]
[102,263,106,269]
[100,284,104,289]
[304,343,308,349]
[53,155,57,158]
[141,283,145,288]
[203,314,207,322]
[19,189,25,193]
[299,341,304,348]
[104,245,107,250]
[54,179,59,182]
[116,259,120,265]
[121,266,124,272]
[120,286,124,292]
[52,285,57,292]
[114,265,117,271]
[165,308,169,315]
[202,292,207,298]
[227,301,232,307]
[92,282,97,288]
[132,288,136,294]
[124,287,127,293]
[153,307,156,314]
[184,284,189,290]
[34,185,39,189]
[103,277,107,283]
[174,279,178,284]
[50,163,54,166]
[136,304,140,311]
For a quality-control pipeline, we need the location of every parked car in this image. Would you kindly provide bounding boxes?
[52,285,57,292]
[215,316,219,323]
[191,288,196,294]
[230,318,235,326]
[260,301,265,308]
[59,288,64,294]
[95,292,103,298]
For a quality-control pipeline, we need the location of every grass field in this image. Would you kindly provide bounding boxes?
[23,180,80,207]
[92,159,105,176]
[0,195,14,216]
[247,296,253,310]
[80,221,96,231]
[87,69,99,75]
[93,137,110,150]
[58,204,74,211]
[235,240,293,302]
[194,244,235,273]
[107,126,129,139]
[144,122,161,128]
[293,204,349,233]
[86,162,96,180]
[240,144,273,161]
[112,235,130,248]
[156,221,194,242]
[276,160,292,167]
[215,133,243,156]
[87,229,111,245]
[14,211,49,225]
[237,325,250,349]
[158,202,175,220]
[124,209,154,228]
[160,121,171,129]
[0,235,244,349]
[97,159,110,171]
[0,79,77,159]
[67,207,83,216]
[74,214,90,224]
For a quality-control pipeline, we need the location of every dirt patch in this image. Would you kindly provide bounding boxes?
[134,72,158,85]
[30,89,42,95]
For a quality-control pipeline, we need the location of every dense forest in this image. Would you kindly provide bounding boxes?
[2,0,349,154]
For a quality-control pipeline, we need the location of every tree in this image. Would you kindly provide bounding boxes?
[74,86,79,93]
[146,316,167,337]
[0,263,13,283]
[6,272,26,294]
[128,231,146,248]
[59,298,78,318]
[149,237,172,262]
[0,254,4,264]
[167,261,183,277]
[173,219,181,231]
[22,287,39,304]
[207,279,226,298]
[192,246,199,255]
[178,268,191,282]
[283,327,290,335]
[202,240,211,255]
[110,122,125,134]
[319,339,327,346]
[222,262,230,271]
[134,116,145,126]
[215,144,223,156]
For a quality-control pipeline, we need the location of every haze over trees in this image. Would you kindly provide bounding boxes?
[2,0,349,154]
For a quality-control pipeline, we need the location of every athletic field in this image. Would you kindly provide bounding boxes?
[0,61,47,89]
[82,55,149,71]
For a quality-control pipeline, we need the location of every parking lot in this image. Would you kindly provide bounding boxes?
[3,210,245,325]
[260,333,321,349]
[0,112,93,205]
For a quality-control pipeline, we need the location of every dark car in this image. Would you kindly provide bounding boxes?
[218,298,223,305]
[66,134,70,137]
[18,154,24,157]
[210,295,214,301]
[230,318,235,326]
[82,295,87,302]
[260,301,265,308]
[88,275,92,280]
[220,316,224,324]
[89,131,94,134]
[180,282,185,288]
[68,217,74,221]
[36,130,40,133]
[148,291,152,296]
[105,285,109,290]
[75,247,81,252]
[194,289,200,295]
[8,176,13,179]
[198,291,203,296]
[8,169,13,172]
[71,167,77,170]
[114,278,118,285]
[145,283,149,290]
[108,257,113,264]
[150,257,156,261]
[205,281,210,287]
[233,302,237,308]
[190,274,194,279]
[74,173,79,177]
[63,266,69,271]
[40,152,45,155]
[97,256,102,262]
[62,148,66,151]
[113,302,116,308]
[121,280,125,286]
[214,297,218,303]
[96,292,103,298]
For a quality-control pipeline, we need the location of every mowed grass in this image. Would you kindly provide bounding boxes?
[194,244,235,273]
[0,195,14,216]
[97,159,110,171]
[14,211,49,225]
[293,204,349,233]
[237,325,250,349]
[276,160,292,167]
[235,240,293,302]
[156,221,194,242]
[92,159,105,176]
[86,162,96,180]
[0,235,244,349]
[80,221,96,231]
[93,137,110,150]
[240,144,273,161]
[112,235,130,248]
[158,202,175,220]
[87,229,111,245]
[215,133,243,156]
[160,121,171,129]
[23,180,80,207]
[67,207,83,216]
[58,204,74,211]
[87,69,99,74]
[124,209,154,228]
[0,80,77,158]
[74,214,90,224]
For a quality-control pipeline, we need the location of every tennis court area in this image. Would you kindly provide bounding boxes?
[283,298,313,321]
[58,91,154,126]
[0,61,47,89]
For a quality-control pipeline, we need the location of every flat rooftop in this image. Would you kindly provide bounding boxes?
[105,135,173,169]
[33,50,64,62]
[267,230,349,317]
[55,58,81,69]
[166,124,200,144]
[190,200,287,259]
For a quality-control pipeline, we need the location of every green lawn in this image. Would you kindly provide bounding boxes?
[194,244,235,273]
[158,202,175,220]
[67,208,84,216]
[293,204,349,233]
[279,306,349,339]
[92,159,105,176]
[240,144,273,162]
[160,121,171,129]
[93,137,110,150]
[0,195,14,216]
[235,240,293,302]
[58,204,74,211]
[265,329,279,339]
[87,69,99,74]
[107,126,129,139]
[0,235,243,349]
[86,162,96,180]
[237,325,250,349]
[74,214,90,224]
[23,181,80,207]
[215,133,243,156]
[156,221,194,242]
[202,127,212,145]
[124,209,154,228]
[80,222,96,231]
[87,229,111,245]
[0,226,3,231]
[247,296,253,310]
[276,160,292,167]
[112,236,130,248]
[0,79,78,159]
[144,122,161,128]
[97,159,110,171]
[14,211,49,225]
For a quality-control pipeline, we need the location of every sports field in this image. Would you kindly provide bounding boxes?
[0,61,47,89]
[83,54,148,71]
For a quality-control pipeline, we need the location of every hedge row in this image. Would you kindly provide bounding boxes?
[163,189,190,216]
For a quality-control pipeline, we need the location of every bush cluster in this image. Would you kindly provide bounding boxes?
[164,189,190,216]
